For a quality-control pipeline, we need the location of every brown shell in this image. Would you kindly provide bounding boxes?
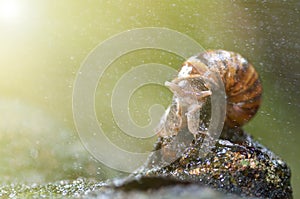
[181,50,262,128]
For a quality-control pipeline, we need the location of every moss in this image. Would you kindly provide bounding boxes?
[0,130,293,199]
[137,129,293,199]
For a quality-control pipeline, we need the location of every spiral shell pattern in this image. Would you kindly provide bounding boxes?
[181,50,262,128]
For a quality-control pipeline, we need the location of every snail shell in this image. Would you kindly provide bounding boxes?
[154,50,262,163]
[180,49,262,128]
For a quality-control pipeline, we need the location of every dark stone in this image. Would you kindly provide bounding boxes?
[113,129,293,199]
[86,183,256,199]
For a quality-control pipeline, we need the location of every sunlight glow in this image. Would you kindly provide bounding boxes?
[0,1,21,22]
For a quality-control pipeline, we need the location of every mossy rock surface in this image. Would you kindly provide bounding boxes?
[0,130,292,199]
[119,129,292,199]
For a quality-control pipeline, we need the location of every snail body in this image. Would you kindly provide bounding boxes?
[157,50,262,139]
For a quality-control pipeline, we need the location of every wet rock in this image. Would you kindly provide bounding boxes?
[0,177,251,199]
[87,183,256,199]
[131,129,293,199]
[0,130,292,199]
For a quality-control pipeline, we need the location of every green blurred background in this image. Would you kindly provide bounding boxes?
[0,0,299,197]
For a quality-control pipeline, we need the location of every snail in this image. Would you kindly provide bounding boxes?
[156,49,262,143]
